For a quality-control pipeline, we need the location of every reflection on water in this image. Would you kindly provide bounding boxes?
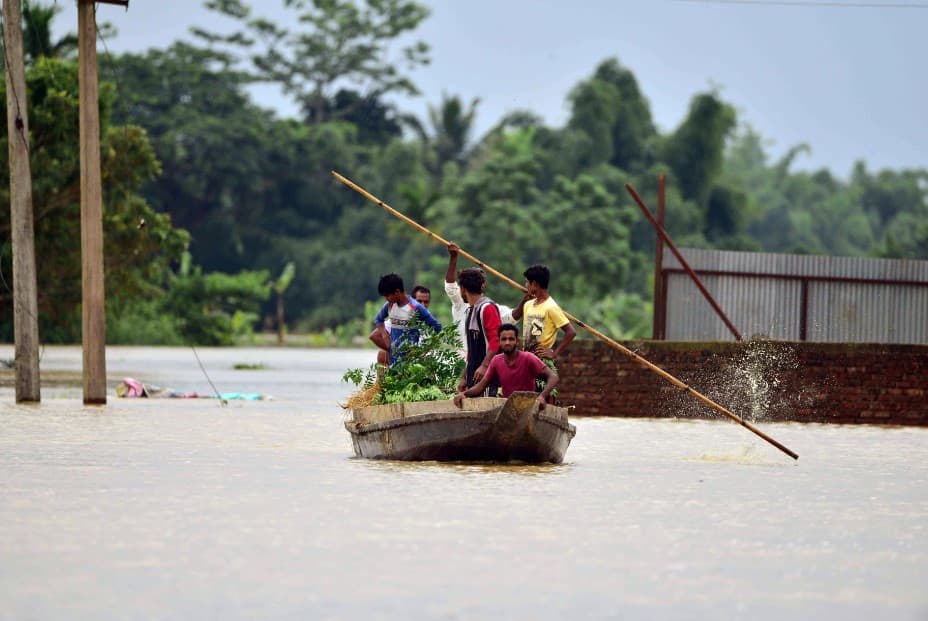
[1,345,926,621]
[686,444,771,464]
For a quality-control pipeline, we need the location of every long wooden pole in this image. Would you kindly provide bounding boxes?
[332,171,798,460]
[78,0,107,404]
[3,0,41,402]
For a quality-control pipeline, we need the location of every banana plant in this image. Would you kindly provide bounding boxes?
[273,262,296,345]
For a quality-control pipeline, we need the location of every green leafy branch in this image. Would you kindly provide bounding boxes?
[343,321,464,404]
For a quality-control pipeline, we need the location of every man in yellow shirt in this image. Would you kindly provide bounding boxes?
[511,264,576,361]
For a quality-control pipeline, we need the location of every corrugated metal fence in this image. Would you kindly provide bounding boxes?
[660,249,928,344]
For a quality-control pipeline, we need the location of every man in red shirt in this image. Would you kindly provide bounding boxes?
[457,267,502,396]
[454,323,559,410]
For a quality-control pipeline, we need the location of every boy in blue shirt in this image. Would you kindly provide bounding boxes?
[370,273,442,366]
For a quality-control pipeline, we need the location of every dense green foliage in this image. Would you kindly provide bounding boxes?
[0,4,278,344]
[343,323,464,404]
[3,1,927,345]
[0,57,188,341]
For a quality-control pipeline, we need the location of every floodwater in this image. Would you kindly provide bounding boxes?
[1,345,926,621]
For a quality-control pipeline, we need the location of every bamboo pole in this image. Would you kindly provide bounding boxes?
[652,174,666,340]
[3,0,41,402]
[332,171,798,460]
[627,183,743,341]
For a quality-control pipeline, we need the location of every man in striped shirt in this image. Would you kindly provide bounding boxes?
[370,273,442,366]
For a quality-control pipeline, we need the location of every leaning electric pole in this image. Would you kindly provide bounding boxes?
[3,0,41,402]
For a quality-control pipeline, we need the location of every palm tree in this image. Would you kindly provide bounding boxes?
[429,94,480,171]
[22,1,78,64]
[404,93,480,181]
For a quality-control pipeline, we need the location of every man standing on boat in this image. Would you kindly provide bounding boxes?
[445,243,513,357]
[375,283,433,367]
[410,285,431,308]
[456,266,503,396]
[370,273,442,366]
[454,324,558,410]
[511,264,576,361]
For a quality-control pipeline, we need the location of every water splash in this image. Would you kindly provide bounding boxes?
[666,339,813,423]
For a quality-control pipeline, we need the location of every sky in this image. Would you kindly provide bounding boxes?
[52,0,927,177]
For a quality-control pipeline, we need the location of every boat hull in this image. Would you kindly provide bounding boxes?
[345,392,576,463]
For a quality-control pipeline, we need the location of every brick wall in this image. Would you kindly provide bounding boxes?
[557,340,928,426]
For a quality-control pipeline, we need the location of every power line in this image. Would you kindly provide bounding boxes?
[672,0,928,7]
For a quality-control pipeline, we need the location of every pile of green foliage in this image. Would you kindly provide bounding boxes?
[343,323,464,405]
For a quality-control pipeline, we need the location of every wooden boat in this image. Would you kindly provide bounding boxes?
[344,391,577,463]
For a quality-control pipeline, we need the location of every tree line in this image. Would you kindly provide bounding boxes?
[2,0,926,345]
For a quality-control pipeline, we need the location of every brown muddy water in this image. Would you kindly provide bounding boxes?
[1,345,926,620]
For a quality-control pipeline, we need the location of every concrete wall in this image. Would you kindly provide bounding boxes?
[557,340,928,426]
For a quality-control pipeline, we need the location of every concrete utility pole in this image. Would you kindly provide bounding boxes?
[78,0,107,404]
[77,0,128,404]
[3,0,41,402]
